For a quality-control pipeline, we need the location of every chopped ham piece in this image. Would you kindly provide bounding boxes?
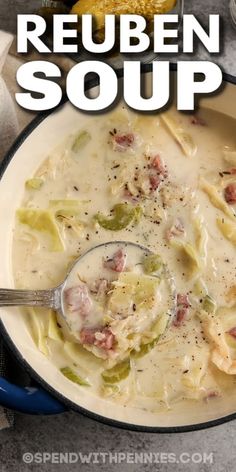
[173,308,187,327]
[230,168,236,175]
[112,133,134,152]
[80,327,115,351]
[173,293,190,327]
[104,248,127,272]
[80,327,97,345]
[166,218,185,241]
[65,284,92,317]
[177,293,190,308]
[224,183,236,204]
[204,390,220,402]
[227,327,236,338]
[190,116,206,126]
[95,327,115,350]
[148,155,168,193]
[150,155,168,178]
[149,174,161,191]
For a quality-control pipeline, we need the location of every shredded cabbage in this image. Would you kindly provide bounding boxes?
[171,239,201,277]
[102,359,130,383]
[193,278,208,297]
[198,307,236,375]
[60,367,91,386]
[181,348,208,390]
[217,217,236,246]
[48,310,63,341]
[27,308,48,356]
[131,313,168,358]
[142,253,163,275]
[17,208,64,252]
[100,384,120,398]
[162,113,197,157]
[25,178,44,190]
[71,130,91,153]
[202,295,217,314]
[49,199,80,218]
[200,178,235,221]
[108,272,160,314]
[64,341,103,370]
[193,217,208,262]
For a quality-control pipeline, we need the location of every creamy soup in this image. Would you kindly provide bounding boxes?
[62,241,175,362]
[13,105,236,412]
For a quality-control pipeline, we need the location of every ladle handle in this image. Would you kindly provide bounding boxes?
[0,288,61,310]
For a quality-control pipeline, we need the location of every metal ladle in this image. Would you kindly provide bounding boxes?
[0,241,176,329]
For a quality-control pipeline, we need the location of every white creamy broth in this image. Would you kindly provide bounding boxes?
[12,105,236,412]
[62,242,153,335]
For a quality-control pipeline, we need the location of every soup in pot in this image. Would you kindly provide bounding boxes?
[13,105,236,413]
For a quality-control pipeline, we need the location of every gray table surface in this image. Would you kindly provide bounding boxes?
[0,1,236,471]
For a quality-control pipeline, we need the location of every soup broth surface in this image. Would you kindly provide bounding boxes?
[13,106,236,413]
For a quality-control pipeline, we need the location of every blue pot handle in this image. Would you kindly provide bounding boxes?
[0,376,66,414]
